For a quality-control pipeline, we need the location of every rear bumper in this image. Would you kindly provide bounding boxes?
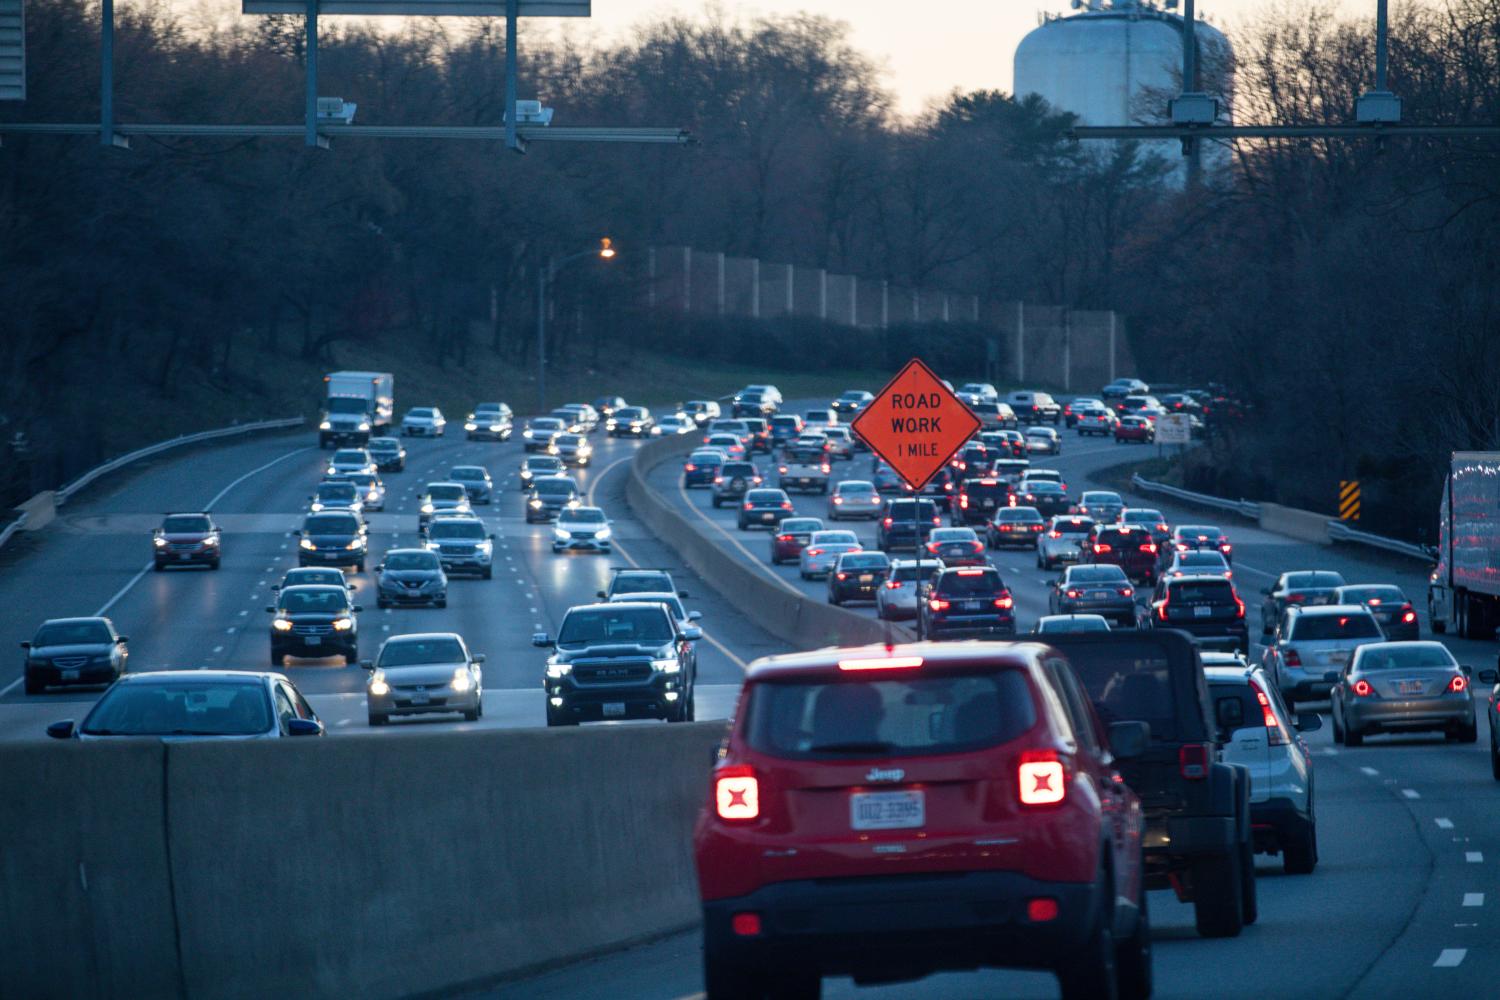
[702,872,1098,977]
[550,673,680,721]
[26,663,117,687]
[1168,622,1248,651]
[1059,600,1136,625]
[1346,699,1473,732]
[1250,796,1310,850]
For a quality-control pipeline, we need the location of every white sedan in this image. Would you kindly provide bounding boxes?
[402,407,447,437]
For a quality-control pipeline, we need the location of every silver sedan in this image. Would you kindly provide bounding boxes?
[1332,641,1487,745]
[366,633,485,725]
[799,530,861,580]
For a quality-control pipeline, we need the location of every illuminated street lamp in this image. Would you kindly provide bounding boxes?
[538,239,615,412]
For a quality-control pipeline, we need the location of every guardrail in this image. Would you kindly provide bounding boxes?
[55,417,304,504]
[1326,520,1433,563]
[1131,474,1261,520]
[0,512,28,552]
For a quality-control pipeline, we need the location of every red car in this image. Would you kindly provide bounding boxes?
[694,642,1150,999]
[769,517,824,565]
[1115,415,1155,443]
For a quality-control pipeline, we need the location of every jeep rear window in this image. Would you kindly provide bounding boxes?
[745,671,1037,760]
[1290,613,1382,641]
[1066,640,1179,741]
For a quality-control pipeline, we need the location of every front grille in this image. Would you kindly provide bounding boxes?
[293,624,333,636]
[401,580,426,590]
[571,532,597,540]
[572,660,653,684]
[439,546,474,555]
[52,656,89,669]
[170,543,200,551]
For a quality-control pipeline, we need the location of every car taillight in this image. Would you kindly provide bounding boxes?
[776,534,792,543]
[743,502,754,510]
[882,517,893,527]
[994,593,1014,610]
[960,495,970,508]
[1401,607,1417,623]
[732,912,762,936]
[1047,530,1061,538]
[1352,678,1373,697]
[715,766,760,821]
[1233,594,1246,618]
[1065,589,1081,598]
[999,524,1013,532]
[1220,543,1232,553]
[928,597,951,612]
[1449,674,1468,693]
[1176,543,1189,551]
[1178,744,1209,780]
[1139,543,1157,553]
[1283,647,1302,667]
[781,502,793,510]
[1094,544,1112,553]
[820,464,832,474]
[1018,750,1066,806]
[1119,587,1134,597]
[832,497,844,505]
[778,466,788,474]
[684,463,697,471]
[885,580,902,589]
[836,572,848,581]
[1287,593,1305,603]
[806,548,823,557]
[1248,678,1287,745]
[713,477,723,484]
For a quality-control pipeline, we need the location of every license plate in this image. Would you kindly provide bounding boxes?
[761,513,774,521]
[305,636,321,646]
[177,553,190,560]
[982,499,994,507]
[62,669,79,680]
[1398,680,1423,694]
[1089,590,1111,600]
[409,691,430,705]
[851,790,925,831]
[1330,651,1350,664]
[859,574,874,583]
[962,600,982,610]
[1194,606,1212,617]
[603,702,626,717]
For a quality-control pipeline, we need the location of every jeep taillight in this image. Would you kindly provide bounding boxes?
[1018,750,1066,806]
[715,766,760,822]
[1178,744,1209,780]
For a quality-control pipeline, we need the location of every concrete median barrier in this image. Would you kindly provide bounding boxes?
[626,435,911,650]
[1258,502,1332,545]
[1,724,722,999]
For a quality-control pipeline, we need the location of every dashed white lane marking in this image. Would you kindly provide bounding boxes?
[1359,766,1380,777]
[1465,851,1484,863]
[382,625,390,632]
[1463,893,1484,907]
[226,627,237,635]
[280,544,288,551]
[336,718,352,727]
[529,607,538,614]
[1433,949,1466,968]
[1402,788,1421,800]
[212,646,223,654]
[1436,818,1455,829]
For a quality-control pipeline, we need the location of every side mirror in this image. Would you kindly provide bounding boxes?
[116,636,129,645]
[532,633,555,648]
[688,610,704,622]
[1295,712,1323,733]
[19,641,30,649]
[374,565,384,573]
[473,654,486,664]
[1478,668,1499,685]
[682,626,703,642]
[1109,720,1150,760]
[1461,664,1473,676]
[264,606,276,614]
[46,721,75,740]
[289,531,299,538]
[596,590,607,600]
[351,605,364,613]
[286,718,323,737]
[489,534,497,540]
[679,590,690,598]
[360,659,374,670]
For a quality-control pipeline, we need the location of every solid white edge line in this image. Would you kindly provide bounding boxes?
[1465,851,1483,863]
[1402,788,1421,799]
[1462,893,1483,907]
[1436,818,1455,829]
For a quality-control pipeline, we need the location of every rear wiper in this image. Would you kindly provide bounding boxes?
[809,741,897,755]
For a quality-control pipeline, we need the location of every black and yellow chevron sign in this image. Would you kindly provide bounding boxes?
[1339,480,1361,521]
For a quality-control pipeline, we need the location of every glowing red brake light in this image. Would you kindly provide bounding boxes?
[1401,608,1416,623]
[732,913,762,937]
[776,534,792,542]
[1352,678,1373,697]
[1066,588,1081,598]
[1047,530,1061,538]
[882,518,893,527]
[1140,543,1158,553]
[1449,674,1467,693]
[994,594,1014,609]
[1178,744,1209,780]
[781,501,793,510]
[885,580,902,589]
[715,766,760,821]
[928,597,951,612]
[806,548,823,557]
[957,568,985,576]
[839,655,924,671]
[1094,543,1112,553]
[1283,647,1302,667]
[743,502,754,510]
[1018,750,1066,806]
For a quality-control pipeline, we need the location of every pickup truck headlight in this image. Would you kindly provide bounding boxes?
[358,421,371,431]
[477,540,492,554]
[319,420,332,430]
[271,618,293,632]
[652,657,681,674]
[529,498,544,508]
[421,503,435,514]
[153,535,168,548]
[424,541,440,551]
[465,422,478,431]
[523,429,534,438]
[547,444,559,455]
[546,661,572,679]
[490,424,504,432]
[310,502,325,512]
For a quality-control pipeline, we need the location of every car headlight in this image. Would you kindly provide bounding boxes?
[465,422,478,431]
[651,426,662,436]
[490,424,504,432]
[203,535,219,547]
[310,502,324,512]
[523,429,534,438]
[595,527,612,540]
[319,420,332,430]
[425,541,440,551]
[520,471,532,481]
[153,535,167,548]
[367,491,379,501]
[358,421,371,431]
[346,538,364,550]
[331,617,354,631]
[546,661,572,679]
[630,422,643,429]
[529,498,544,508]
[566,499,580,509]
[271,618,293,631]
[421,503,435,514]
[554,528,570,540]
[547,444,559,454]
[300,538,315,550]
[605,421,617,430]
[450,668,472,693]
[456,501,471,512]
[369,671,390,696]
[477,540,492,554]
[652,657,681,674]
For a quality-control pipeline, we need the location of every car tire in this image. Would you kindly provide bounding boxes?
[1191,851,1245,938]
[1331,708,1345,743]
[1283,817,1318,875]
[355,560,365,573]
[1344,725,1363,747]
[271,652,284,667]
[377,598,389,609]
[829,593,841,606]
[1116,875,1152,1000]
[711,497,721,508]
[1239,835,1259,926]
[209,558,221,570]
[545,706,576,728]
[368,713,388,726]
[436,598,448,608]
[1057,872,1118,1000]
[23,672,41,696]
[1455,720,1479,744]
[482,567,492,580]
[153,561,165,572]
[463,706,480,722]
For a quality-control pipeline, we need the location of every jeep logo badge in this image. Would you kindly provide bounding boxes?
[865,767,905,783]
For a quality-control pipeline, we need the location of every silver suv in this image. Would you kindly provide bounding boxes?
[1262,604,1385,707]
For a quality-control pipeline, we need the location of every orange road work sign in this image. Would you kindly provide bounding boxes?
[851,358,980,491]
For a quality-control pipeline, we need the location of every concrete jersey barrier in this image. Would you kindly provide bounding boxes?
[0,724,724,999]
[626,434,912,650]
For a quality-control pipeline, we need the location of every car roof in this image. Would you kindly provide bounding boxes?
[569,601,669,615]
[382,631,465,643]
[41,616,111,626]
[744,640,1051,683]
[451,465,488,473]
[1289,603,1374,616]
[383,547,436,556]
[1166,573,1234,584]
[115,670,280,684]
[280,584,348,595]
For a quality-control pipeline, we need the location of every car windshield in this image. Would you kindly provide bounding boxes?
[82,681,271,736]
[1290,613,1382,640]
[333,450,366,464]
[451,468,486,481]
[1180,526,1224,541]
[887,501,937,517]
[409,408,435,418]
[1286,572,1345,589]
[746,670,1036,759]
[534,480,576,497]
[368,439,398,452]
[527,459,563,472]
[1176,553,1229,569]
[839,554,890,570]
[284,570,342,586]
[612,573,672,594]
[931,529,977,542]
[328,397,369,414]
[772,416,800,427]
[787,449,824,463]
[384,552,439,571]
[890,563,940,582]
[162,515,211,533]
[35,621,111,645]
[1069,639,1179,741]
[1358,645,1456,670]
[279,589,350,613]
[316,483,357,499]
[1051,517,1095,534]
[617,409,645,420]
[839,392,867,401]
[558,607,673,645]
[344,474,377,488]
[304,515,357,533]
[1123,510,1164,524]
[937,570,1003,596]
[780,519,821,533]
[565,508,607,524]
[1027,483,1064,495]
[557,435,585,447]
[428,521,485,540]
[428,485,466,501]
[1340,586,1406,604]
[381,637,465,666]
[1083,493,1121,504]
[746,491,784,504]
[1067,565,1130,584]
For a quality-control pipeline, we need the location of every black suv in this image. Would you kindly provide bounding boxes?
[608,406,654,437]
[22,617,128,694]
[920,466,956,512]
[366,436,406,472]
[876,498,942,554]
[1144,574,1250,652]
[921,566,1016,638]
[526,476,581,523]
[742,417,772,453]
[535,602,701,725]
[267,584,361,666]
[737,488,793,530]
[1083,523,1159,584]
[711,461,763,508]
[295,512,368,572]
[952,477,1009,526]
[153,512,222,570]
[1042,630,1257,938]
[826,551,891,606]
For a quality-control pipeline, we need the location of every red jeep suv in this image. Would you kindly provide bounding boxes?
[694,642,1151,999]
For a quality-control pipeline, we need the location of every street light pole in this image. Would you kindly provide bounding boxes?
[536,239,615,415]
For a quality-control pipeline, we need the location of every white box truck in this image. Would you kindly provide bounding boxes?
[320,371,394,449]
[1427,451,1500,638]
